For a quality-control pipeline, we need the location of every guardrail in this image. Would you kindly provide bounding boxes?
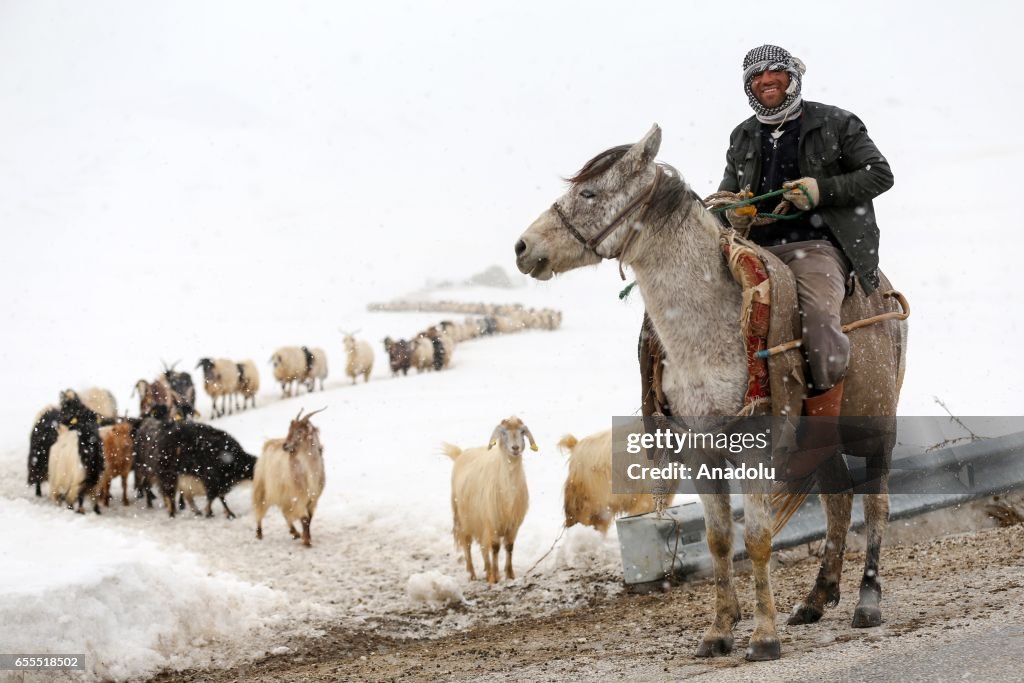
[617,430,1024,587]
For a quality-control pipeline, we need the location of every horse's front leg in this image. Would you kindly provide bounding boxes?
[742,479,781,661]
[695,488,741,657]
[853,473,888,627]
[789,455,854,625]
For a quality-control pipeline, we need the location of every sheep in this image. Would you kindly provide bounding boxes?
[156,421,257,518]
[411,336,434,373]
[271,346,308,397]
[236,360,260,409]
[442,416,538,583]
[305,347,328,392]
[341,335,374,384]
[383,337,412,376]
[99,421,136,507]
[253,408,326,546]
[27,405,61,496]
[196,357,240,418]
[48,391,105,514]
[79,387,117,419]
[559,430,669,534]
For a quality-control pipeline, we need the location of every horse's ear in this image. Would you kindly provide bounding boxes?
[622,124,662,171]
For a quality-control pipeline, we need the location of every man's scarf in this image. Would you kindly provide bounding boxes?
[742,44,807,124]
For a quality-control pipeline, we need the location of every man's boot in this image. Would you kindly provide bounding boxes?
[779,381,845,481]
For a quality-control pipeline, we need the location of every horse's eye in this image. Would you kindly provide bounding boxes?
[579,189,597,199]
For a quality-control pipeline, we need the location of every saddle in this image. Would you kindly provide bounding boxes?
[639,231,806,419]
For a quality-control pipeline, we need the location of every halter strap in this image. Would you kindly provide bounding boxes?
[552,167,666,279]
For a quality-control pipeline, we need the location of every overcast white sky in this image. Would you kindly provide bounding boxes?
[0,0,1021,433]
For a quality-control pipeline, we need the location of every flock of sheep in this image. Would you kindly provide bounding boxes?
[24,301,665,577]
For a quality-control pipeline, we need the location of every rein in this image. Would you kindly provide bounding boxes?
[553,167,667,280]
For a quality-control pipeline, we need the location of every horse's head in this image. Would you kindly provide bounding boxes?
[515,124,663,280]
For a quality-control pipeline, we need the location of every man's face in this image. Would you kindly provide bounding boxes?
[750,69,790,109]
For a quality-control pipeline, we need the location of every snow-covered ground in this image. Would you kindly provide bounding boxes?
[1,2,1022,681]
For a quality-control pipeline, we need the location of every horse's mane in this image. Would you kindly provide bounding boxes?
[566,145,700,228]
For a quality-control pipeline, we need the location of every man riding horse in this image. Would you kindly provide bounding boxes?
[721,44,893,416]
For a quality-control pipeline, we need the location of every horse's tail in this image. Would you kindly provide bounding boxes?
[770,477,815,537]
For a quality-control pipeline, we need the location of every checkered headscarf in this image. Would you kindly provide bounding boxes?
[742,44,806,123]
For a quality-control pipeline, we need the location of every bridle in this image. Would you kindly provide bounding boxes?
[551,166,666,280]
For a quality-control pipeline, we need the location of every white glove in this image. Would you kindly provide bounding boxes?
[782,177,820,210]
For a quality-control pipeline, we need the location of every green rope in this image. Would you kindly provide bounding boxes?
[709,188,788,214]
[618,184,816,301]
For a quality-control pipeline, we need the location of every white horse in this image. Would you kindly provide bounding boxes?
[515,125,906,661]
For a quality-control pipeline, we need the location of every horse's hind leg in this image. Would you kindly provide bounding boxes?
[742,482,781,661]
[788,491,852,624]
[695,489,741,657]
[789,455,854,625]
[853,477,888,628]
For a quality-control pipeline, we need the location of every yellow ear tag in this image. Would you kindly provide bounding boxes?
[530,444,539,452]
[70,417,78,425]
[488,440,497,449]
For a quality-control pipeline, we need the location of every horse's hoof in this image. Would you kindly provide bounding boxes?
[852,605,882,628]
[787,603,824,625]
[695,635,734,657]
[745,638,781,661]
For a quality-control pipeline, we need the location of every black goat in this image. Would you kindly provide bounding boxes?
[157,422,256,519]
[27,406,61,496]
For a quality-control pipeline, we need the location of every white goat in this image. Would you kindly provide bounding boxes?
[306,347,328,392]
[49,425,84,508]
[79,387,117,419]
[270,346,308,397]
[196,357,240,418]
[411,336,434,373]
[236,359,260,409]
[442,416,537,583]
[253,408,326,546]
[342,334,374,384]
[559,430,668,535]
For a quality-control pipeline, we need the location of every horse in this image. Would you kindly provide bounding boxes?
[514,124,907,661]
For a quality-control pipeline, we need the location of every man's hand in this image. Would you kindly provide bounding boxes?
[782,177,820,210]
[725,204,757,232]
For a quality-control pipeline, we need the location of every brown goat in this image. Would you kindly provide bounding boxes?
[99,422,135,506]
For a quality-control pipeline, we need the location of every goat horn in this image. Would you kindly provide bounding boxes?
[303,406,327,421]
[295,408,304,421]
[523,426,539,452]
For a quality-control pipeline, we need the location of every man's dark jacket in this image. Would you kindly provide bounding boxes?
[718,101,893,293]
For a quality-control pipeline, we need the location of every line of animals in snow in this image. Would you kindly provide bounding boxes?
[29,394,640,561]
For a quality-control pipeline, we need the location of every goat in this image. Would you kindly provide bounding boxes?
[342,334,374,384]
[253,408,326,546]
[236,359,260,409]
[196,357,240,418]
[383,337,412,376]
[442,416,537,583]
[132,403,187,507]
[99,421,136,506]
[559,430,667,535]
[411,336,434,373]
[27,405,61,496]
[79,387,117,419]
[305,347,328,392]
[156,421,256,518]
[271,346,308,397]
[48,391,104,514]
